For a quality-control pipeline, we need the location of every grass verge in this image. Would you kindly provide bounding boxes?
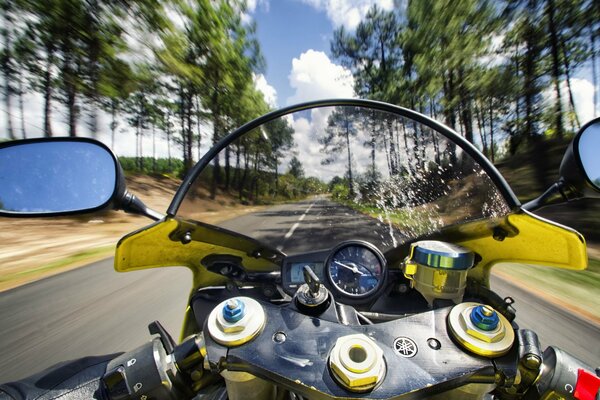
[493,257,600,320]
[0,246,115,292]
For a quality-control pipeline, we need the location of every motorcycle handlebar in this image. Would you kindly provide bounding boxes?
[102,332,205,400]
[100,323,599,400]
[526,346,599,400]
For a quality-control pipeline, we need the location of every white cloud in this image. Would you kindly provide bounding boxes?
[569,78,597,123]
[241,0,269,24]
[300,0,393,29]
[543,78,598,126]
[287,49,355,105]
[246,0,269,13]
[284,50,356,179]
[253,73,278,108]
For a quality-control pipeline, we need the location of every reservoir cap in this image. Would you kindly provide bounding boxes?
[412,241,475,270]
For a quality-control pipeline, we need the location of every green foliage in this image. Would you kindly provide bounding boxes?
[330,182,350,200]
[288,156,305,179]
[1,0,271,182]
[118,156,184,176]
[330,0,598,158]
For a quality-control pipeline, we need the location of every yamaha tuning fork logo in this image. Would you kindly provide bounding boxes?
[393,337,418,358]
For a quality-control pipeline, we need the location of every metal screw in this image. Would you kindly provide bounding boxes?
[482,305,494,317]
[273,331,286,344]
[427,338,441,350]
[182,232,192,244]
[226,299,239,309]
[222,299,245,323]
[524,354,541,369]
[190,370,203,381]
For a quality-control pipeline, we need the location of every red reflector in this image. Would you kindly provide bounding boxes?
[574,369,600,400]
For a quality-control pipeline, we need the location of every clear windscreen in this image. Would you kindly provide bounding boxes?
[178,106,510,255]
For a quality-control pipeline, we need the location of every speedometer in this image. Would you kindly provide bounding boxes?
[325,241,386,299]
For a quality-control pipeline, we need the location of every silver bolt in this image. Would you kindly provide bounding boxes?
[524,354,541,369]
[481,305,494,317]
[226,299,238,310]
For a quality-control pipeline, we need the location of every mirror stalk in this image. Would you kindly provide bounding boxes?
[119,191,164,221]
[522,180,579,212]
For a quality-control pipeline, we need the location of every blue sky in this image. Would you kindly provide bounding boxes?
[246,0,396,108]
[253,1,333,105]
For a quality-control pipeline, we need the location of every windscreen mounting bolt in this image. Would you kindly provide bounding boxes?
[524,354,541,369]
[222,299,245,323]
[470,305,500,331]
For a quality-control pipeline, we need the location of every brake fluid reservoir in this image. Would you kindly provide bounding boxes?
[403,241,475,306]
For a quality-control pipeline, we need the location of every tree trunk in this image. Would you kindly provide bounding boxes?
[179,85,189,171]
[110,100,117,150]
[195,95,202,160]
[137,97,144,170]
[592,27,598,117]
[186,91,194,171]
[62,46,78,137]
[1,9,15,140]
[210,116,220,199]
[547,0,564,138]
[166,110,172,170]
[18,73,26,138]
[43,47,54,137]
[475,103,488,156]
[233,145,241,189]
[152,125,156,172]
[344,115,354,196]
[443,69,458,165]
[225,147,231,191]
[458,68,474,145]
[511,53,520,154]
[67,85,77,137]
[523,9,539,144]
[273,157,278,197]
[488,99,495,163]
[135,121,141,170]
[386,118,398,175]
[560,40,580,130]
[239,146,249,200]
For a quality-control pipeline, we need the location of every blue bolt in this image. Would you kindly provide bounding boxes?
[222,299,246,323]
[470,305,499,331]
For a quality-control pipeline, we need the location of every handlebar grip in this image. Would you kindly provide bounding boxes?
[531,346,597,400]
[102,338,179,400]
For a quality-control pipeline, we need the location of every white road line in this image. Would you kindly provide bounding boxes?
[284,222,300,239]
[282,202,315,240]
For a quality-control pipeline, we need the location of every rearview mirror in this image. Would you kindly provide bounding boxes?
[558,118,600,198]
[523,118,600,211]
[576,120,600,190]
[0,138,122,216]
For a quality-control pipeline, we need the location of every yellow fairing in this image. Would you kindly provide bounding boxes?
[114,210,587,339]
[115,217,282,339]
[458,211,587,284]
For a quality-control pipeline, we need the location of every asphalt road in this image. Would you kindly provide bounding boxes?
[1,198,598,382]
[0,261,192,382]
[490,274,600,366]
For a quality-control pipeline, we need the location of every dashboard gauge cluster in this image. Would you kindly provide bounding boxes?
[326,241,386,299]
[281,241,387,304]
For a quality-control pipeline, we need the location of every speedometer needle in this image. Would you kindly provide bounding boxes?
[334,260,364,275]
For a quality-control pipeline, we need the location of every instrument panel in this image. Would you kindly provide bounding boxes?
[281,241,387,304]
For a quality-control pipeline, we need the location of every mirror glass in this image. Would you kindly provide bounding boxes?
[578,121,600,189]
[0,140,117,214]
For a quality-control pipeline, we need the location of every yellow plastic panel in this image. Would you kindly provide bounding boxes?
[115,218,280,288]
[459,211,587,284]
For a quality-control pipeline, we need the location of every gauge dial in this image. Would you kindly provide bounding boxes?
[326,242,385,298]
